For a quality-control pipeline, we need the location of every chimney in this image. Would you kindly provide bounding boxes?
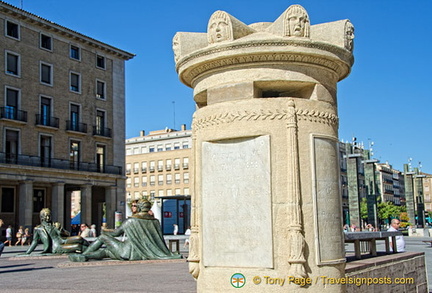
[181,124,186,131]
[140,130,145,137]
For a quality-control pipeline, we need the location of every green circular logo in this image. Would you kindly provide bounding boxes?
[231,273,246,288]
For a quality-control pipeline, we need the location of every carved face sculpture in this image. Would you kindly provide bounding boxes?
[286,5,310,37]
[345,21,355,51]
[172,34,180,62]
[208,11,231,44]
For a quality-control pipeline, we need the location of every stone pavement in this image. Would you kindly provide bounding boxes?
[0,236,431,292]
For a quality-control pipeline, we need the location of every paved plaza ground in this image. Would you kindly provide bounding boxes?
[0,236,431,292]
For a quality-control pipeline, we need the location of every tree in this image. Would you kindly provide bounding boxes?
[377,202,406,226]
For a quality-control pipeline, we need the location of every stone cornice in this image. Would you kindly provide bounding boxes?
[0,2,135,60]
[177,39,353,87]
[192,107,338,131]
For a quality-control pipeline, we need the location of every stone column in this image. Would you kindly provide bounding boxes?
[174,5,353,292]
[19,179,33,229]
[404,164,416,227]
[80,184,92,225]
[51,182,65,226]
[105,186,117,229]
[347,153,362,229]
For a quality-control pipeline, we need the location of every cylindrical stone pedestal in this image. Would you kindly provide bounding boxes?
[174,5,354,292]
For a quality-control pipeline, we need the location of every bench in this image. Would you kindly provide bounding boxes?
[163,235,189,253]
[344,231,402,260]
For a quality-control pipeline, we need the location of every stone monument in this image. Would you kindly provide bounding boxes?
[174,5,354,292]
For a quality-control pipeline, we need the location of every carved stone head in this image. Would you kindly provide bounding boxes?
[208,11,232,44]
[285,5,310,37]
[344,21,354,51]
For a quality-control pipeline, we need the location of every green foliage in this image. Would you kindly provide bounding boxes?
[377,201,407,223]
[360,197,368,220]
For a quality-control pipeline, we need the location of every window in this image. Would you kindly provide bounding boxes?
[157,145,163,152]
[126,163,131,174]
[5,20,19,39]
[96,54,106,69]
[1,187,15,213]
[6,51,20,76]
[184,172,189,184]
[166,174,172,185]
[183,142,189,149]
[142,176,147,187]
[183,157,189,169]
[141,161,147,172]
[4,88,19,120]
[40,135,52,167]
[70,45,80,60]
[174,143,180,150]
[40,34,52,50]
[157,160,163,171]
[70,72,80,92]
[33,189,45,213]
[167,189,173,196]
[40,62,53,85]
[174,158,180,170]
[175,188,181,195]
[39,96,53,127]
[133,162,139,174]
[149,146,155,153]
[96,80,105,99]
[175,173,181,184]
[69,104,80,131]
[69,140,80,170]
[96,145,105,172]
[158,174,164,185]
[166,159,172,171]
[184,188,190,195]
[158,190,164,197]
[5,129,19,164]
[165,144,172,151]
[126,178,131,188]
[95,110,105,136]
[150,175,155,186]
[149,161,155,172]
[134,177,139,187]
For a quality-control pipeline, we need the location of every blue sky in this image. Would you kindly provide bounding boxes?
[6,0,432,172]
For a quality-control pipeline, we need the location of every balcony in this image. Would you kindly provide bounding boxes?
[0,107,27,122]
[0,152,122,175]
[35,114,59,128]
[93,126,112,138]
[66,120,87,133]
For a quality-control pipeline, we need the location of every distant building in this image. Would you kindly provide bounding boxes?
[0,2,134,234]
[125,125,192,202]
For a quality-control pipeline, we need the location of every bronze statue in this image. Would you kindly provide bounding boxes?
[69,199,181,262]
[25,208,88,255]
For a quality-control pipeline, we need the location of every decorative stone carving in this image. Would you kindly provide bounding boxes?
[285,4,310,37]
[345,20,355,51]
[207,10,255,44]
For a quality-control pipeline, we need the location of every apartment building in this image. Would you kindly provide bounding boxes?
[0,2,134,233]
[125,125,192,202]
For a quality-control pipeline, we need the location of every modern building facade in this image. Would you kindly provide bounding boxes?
[0,2,134,235]
[125,125,192,202]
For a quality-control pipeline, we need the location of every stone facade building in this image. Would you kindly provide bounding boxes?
[0,2,134,234]
[125,125,192,202]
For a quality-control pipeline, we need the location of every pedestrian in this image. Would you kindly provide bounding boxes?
[388,218,405,252]
[0,219,4,256]
[89,224,97,237]
[79,223,90,238]
[15,226,23,246]
[4,225,12,247]
[22,228,31,245]
[173,224,178,235]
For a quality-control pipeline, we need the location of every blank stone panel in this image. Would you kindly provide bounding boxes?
[202,135,273,268]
